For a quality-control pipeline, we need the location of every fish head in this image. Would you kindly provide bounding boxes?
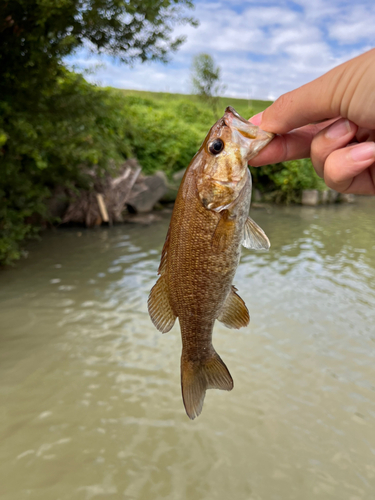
[196,106,274,211]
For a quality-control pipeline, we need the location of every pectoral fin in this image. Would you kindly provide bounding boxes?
[212,211,235,252]
[243,217,270,250]
[218,286,250,329]
[148,275,176,333]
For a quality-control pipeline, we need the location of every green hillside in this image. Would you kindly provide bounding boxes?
[119,89,272,118]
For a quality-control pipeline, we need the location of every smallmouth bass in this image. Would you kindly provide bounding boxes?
[148,107,274,419]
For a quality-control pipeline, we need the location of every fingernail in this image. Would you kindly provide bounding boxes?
[326,119,352,139]
[250,112,263,126]
[350,142,375,161]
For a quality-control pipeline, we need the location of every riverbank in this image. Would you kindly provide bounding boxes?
[0,78,332,266]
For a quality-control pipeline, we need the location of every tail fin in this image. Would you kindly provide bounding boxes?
[181,350,233,420]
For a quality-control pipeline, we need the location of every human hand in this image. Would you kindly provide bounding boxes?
[249,49,375,195]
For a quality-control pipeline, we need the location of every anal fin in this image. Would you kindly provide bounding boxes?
[243,216,270,250]
[158,225,170,275]
[148,275,176,333]
[218,285,250,329]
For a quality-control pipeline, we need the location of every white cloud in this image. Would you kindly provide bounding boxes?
[67,0,375,100]
[328,4,375,43]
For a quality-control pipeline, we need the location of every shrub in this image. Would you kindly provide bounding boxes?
[124,96,216,177]
[0,71,132,265]
[250,159,326,204]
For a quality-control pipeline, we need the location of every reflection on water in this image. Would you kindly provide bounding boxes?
[1,198,375,500]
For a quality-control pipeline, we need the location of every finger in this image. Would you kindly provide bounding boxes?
[356,127,375,142]
[323,142,375,194]
[249,120,337,166]
[256,49,375,134]
[343,166,375,195]
[250,112,263,126]
[311,119,358,178]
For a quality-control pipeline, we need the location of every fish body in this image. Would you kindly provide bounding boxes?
[148,107,274,419]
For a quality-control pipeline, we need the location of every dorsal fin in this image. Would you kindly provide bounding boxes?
[217,286,250,329]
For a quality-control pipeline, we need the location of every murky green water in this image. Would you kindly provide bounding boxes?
[1,198,375,500]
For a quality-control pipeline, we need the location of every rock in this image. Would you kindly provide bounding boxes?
[46,186,69,219]
[172,169,186,183]
[62,162,142,227]
[154,170,169,185]
[155,170,179,203]
[252,189,262,202]
[329,189,339,203]
[109,160,142,220]
[320,190,330,204]
[127,172,168,213]
[302,189,319,206]
[160,185,179,203]
[123,158,141,170]
[339,193,356,203]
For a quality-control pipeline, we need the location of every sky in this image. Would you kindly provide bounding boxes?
[67,0,375,101]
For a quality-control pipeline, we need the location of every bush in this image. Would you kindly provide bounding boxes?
[123,93,324,204]
[124,96,217,177]
[0,0,197,266]
[0,71,132,265]
[250,159,326,204]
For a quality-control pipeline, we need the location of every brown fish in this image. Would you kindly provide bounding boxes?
[148,107,274,419]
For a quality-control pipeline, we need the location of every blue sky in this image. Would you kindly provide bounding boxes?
[67,0,375,100]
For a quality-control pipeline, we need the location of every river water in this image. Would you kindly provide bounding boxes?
[1,198,375,500]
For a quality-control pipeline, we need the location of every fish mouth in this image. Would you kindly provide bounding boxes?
[224,106,274,160]
[225,106,252,126]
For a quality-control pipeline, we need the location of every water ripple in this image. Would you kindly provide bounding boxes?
[0,201,374,499]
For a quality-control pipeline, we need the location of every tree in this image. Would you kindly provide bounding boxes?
[0,0,197,100]
[191,53,225,114]
[0,1,198,265]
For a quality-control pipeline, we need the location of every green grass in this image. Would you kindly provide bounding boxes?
[116,88,325,204]
[119,89,272,119]
[111,88,274,180]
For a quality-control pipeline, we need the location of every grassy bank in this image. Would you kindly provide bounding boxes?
[120,89,271,117]
[115,88,325,200]
[0,75,324,266]
[113,89,273,178]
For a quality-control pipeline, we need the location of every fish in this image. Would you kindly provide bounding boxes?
[148,106,274,419]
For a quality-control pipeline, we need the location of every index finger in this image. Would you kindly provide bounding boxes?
[249,120,337,166]
[259,50,375,135]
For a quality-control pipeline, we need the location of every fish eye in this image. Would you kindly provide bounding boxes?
[208,138,224,155]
